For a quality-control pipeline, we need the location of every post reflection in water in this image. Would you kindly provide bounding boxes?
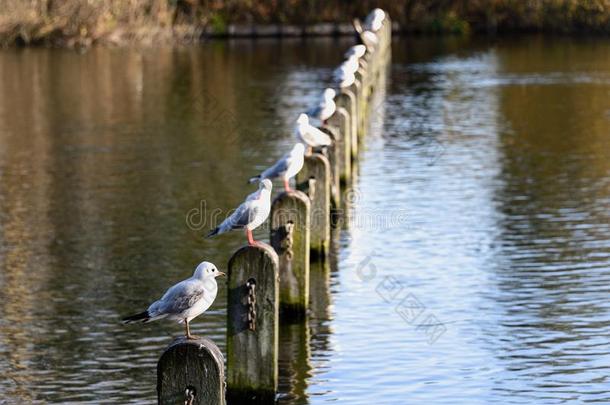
[1,35,610,403]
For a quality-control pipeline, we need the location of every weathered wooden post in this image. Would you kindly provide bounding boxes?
[158,337,225,405]
[295,153,331,260]
[270,191,310,318]
[328,102,352,185]
[340,88,358,161]
[346,82,361,149]
[319,126,341,209]
[354,69,367,140]
[309,259,332,321]
[227,244,279,403]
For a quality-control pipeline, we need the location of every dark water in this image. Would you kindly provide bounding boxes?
[0,36,609,404]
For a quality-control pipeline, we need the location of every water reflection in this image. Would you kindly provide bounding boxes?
[1,35,610,403]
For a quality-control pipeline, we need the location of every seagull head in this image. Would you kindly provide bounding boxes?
[323,88,336,100]
[297,113,309,125]
[194,261,225,280]
[260,179,273,192]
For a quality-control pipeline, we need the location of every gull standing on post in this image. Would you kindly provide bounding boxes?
[122,261,224,339]
[345,44,367,59]
[206,179,272,246]
[364,8,386,32]
[295,113,332,154]
[332,56,358,88]
[307,88,336,124]
[353,17,379,51]
[345,44,368,70]
[361,30,378,51]
[248,143,305,192]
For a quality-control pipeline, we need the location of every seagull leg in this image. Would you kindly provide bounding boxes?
[284,178,292,192]
[246,228,256,246]
[185,319,194,339]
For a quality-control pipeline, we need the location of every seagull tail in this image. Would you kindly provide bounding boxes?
[206,227,220,238]
[122,310,150,324]
[248,175,261,184]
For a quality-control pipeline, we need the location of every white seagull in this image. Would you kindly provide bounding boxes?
[207,179,272,246]
[307,88,336,124]
[122,261,224,339]
[361,30,379,51]
[248,143,305,192]
[295,113,332,153]
[364,8,386,32]
[332,57,358,88]
[345,44,367,59]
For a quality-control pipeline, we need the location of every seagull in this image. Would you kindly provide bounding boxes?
[333,57,358,88]
[361,30,378,51]
[122,261,224,340]
[248,143,305,192]
[333,67,356,88]
[206,179,272,246]
[295,113,332,153]
[307,88,336,124]
[345,44,368,70]
[345,44,366,59]
[364,8,385,32]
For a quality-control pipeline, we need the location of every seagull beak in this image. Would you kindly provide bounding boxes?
[216,271,226,278]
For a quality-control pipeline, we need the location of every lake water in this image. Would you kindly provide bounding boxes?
[0,35,609,404]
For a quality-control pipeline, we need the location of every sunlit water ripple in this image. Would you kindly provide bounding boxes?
[0,36,609,403]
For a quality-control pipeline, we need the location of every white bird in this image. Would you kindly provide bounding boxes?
[122,261,224,339]
[206,179,272,246]
[343,54,360,74]
[362,30,378,51]
[345,44,366,59]
[295,114,332,153]
[307,88,336,124]
[248,143,305,192]
[333,56,359,88]
[333,67,356,88]
[364,8,385,32]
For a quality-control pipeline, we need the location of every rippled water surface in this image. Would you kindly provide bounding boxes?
[1,36,609,404]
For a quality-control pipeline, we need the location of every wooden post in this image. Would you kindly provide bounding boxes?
[328,103,351,185]
[295,153,331,260]
[319,126,341,210]
[309,259,332,321]
[227,244,279,404]
[157,337,225,405]
[270,191,310,318]
[344,84,360,158]
[339,88,358,161]
[354,69,367,140]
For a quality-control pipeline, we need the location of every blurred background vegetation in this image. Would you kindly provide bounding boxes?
[1,0,608,46]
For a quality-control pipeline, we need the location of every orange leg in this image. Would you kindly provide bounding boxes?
[284,177,292,192]
[246,228,256,246]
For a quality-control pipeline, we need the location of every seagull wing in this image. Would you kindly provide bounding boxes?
[148,278,205,317]
[220,198,259,233]
[307,125,332,146]
[260,154,289,180]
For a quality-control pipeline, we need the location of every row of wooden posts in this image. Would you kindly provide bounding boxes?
[157,14,392,405]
